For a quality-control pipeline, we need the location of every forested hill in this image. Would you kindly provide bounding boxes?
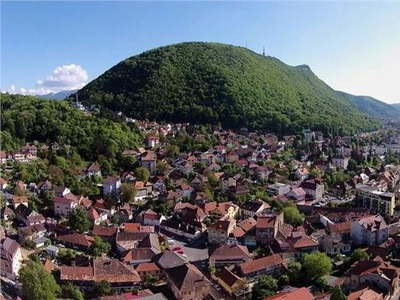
[0,93,143,161]
[72,42,379,135]
[337,91,400,121]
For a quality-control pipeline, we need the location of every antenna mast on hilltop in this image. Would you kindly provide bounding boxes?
[263,45,265,56]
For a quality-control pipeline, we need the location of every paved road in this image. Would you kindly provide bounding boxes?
[160,229,209,263]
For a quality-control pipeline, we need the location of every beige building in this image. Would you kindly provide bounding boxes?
[355,184,395,217]
[208,219,236,245]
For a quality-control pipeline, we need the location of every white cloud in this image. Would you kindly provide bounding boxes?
[5,64,88,95]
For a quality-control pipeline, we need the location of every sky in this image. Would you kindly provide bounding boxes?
[1,1,400,104]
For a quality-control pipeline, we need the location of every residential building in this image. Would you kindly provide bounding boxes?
[103,176,121,197]
[240,199,271,219]
[209,244,251,267]
[267,183,291,196]
[300,179,324,201]
[344,258,400,297]
[264,287,314,300]
[351,214,389,246]
[332,155,350,169]
[208,219,236,245]
[53,196,78,217]
[255,212,283,245]
[141,151,157,176]
[213,267,248,297]
[165,263,212,300]
[239,253,287,279]
[11,195,28,210]
[0,237,22,280]
[60,259,141,289]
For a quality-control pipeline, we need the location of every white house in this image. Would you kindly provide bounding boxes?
[351,214,388,246]
[1,237,22,280]
[332,156,350,170]
[103,176,121,197]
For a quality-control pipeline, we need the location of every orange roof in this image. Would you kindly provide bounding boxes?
[265,287,313,300]
[239,253,286,275]
[348,286,383,300]
[12,195,28,204]
[135,262,160,273]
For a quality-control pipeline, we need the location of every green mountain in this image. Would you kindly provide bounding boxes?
[337,91,400,121]
[72,42,379,134]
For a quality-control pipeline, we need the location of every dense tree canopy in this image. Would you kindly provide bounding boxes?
[20,261,61,300]
[302,252,332,280]
[0,93,142,161]
[68,206,91,233]
[283,205,303,226]
[89,236,111,257]
[73,42,380,135]
[251,275,278,300]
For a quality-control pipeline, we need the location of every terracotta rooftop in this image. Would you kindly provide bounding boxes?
[256,215,277,228]
[216,267,246,288]
[265,287,314,300]
[239,253,286,276]
[61,259,141,283]
[92,225,117,237]
[237,217,257,232]
[135,262,160,273]
[57,233,94,248]
[165,263,211,292]
[210,244,251,261]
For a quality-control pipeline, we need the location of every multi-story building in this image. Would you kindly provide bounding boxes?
[1,237,22,280]
[53,195,78,217]
[165,263,212,300]
[103,176,121,197]
[208,219,236,245]
[239,253,287,279]
[355,184,395,217]
[350,214,388,246]
[140,151,157,176]
[255,212,284,245]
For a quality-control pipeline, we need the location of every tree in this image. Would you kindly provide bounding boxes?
[119,183,136,204]
[251,275,278,300]
[20,261,61,300]
[302,252,332,280]
[134,167,150,182]
[330,286,347,300]
[347,158,358,172]
[316,276,327,292]
[93,280,112,296]
[68,206,91,233]
[61,283,84,300]
[156,161,169,175]
[166,145,180,157]
[350,249,369,264]
[283,205,303,226]
[287,262,302,285]
[89,236,111,257]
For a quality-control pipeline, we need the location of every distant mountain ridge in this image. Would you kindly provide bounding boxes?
[391,103,400,113]
[71,42,380,134]
[37,89,77,100]
[337,91,400,120]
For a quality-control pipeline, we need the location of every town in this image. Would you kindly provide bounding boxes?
[2,116,400,300]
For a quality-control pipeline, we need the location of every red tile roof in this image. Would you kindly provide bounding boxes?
[239,253,286,276]
[265,287,314,300]
[135,262,160,273]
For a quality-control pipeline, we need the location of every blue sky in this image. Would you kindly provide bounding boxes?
[1,1,400,103]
